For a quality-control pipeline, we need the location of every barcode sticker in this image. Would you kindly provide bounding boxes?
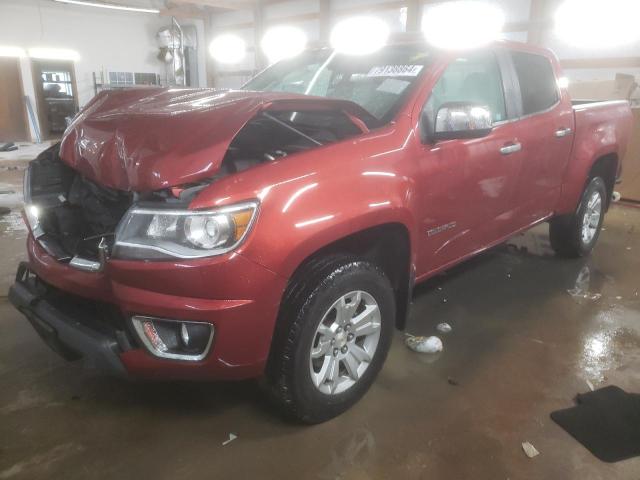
[367,65,423,77]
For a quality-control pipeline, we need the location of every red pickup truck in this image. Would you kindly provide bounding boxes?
[10,39,632,423]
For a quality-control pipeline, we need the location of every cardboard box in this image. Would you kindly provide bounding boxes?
[618,108,640,202]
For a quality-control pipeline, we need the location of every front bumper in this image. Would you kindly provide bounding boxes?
[11,235,287,381]
[9,263,128,377]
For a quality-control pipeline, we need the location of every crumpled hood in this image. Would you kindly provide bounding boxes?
[59,88,372,192]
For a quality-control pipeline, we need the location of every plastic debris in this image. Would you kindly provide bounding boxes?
[436,322,452,334]
[567,288,602,301]
[222,433,237,446]
[522,442,540,458]
[405,335,443,353]
[586,380,595,392]
[612,191,621,202]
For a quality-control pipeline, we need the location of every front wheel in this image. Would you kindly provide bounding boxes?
[549,176,607,257]
[265,256,395,423]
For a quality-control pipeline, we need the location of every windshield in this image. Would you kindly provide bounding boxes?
[244,44,433,124]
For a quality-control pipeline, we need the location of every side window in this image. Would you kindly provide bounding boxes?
[424,51,507,124]
[510,51,559,115]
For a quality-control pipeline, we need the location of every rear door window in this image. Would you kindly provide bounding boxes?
[510,51,559,115]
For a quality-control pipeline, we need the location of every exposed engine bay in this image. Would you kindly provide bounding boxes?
[217,109,363,175]
[26,108,364,263]
[27,145,133,261]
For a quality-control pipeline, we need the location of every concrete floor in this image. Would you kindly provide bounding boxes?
[0,156,639,478]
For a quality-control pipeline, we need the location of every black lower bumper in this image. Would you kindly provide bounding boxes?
[8,263,128,377]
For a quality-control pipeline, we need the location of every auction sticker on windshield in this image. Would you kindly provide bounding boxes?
[367,65,423,77]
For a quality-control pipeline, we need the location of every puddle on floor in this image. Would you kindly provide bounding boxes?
[0,210,27,239]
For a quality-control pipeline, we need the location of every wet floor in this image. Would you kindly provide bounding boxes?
[0,203,639,479]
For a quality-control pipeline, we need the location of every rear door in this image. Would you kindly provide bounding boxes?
[507,50,575,223]
[414,49,524,276]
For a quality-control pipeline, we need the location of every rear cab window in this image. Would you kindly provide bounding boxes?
[509,51,559,115]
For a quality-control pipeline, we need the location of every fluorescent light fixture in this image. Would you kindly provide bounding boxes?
[261,25,307,64]
[422,1,505,50]
[555,0,640,48]
[209,34,247,64]
[330,16,390,55]
[0,46,26,57]
[28,48,81,61]
[53,0,159,14]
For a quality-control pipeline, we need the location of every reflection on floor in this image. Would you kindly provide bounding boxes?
[0,204,638,479]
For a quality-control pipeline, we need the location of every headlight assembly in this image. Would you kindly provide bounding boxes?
[112,201,258,260]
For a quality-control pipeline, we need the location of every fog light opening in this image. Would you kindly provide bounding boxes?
[132,316,214,361]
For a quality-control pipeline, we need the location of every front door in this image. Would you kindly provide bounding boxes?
[414,50,524,278]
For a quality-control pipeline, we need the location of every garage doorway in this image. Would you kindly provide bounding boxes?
[0,57,29,142]
[31,59,78,140]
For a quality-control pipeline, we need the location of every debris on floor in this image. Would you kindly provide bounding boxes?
[522,441,540,458]
[405,335,443,353]
[436,322,452,334]
[567,289,602,301]
[586,379,595,392]
[0,142,18,152]
[447,377,459,386]
[222,433,237,446]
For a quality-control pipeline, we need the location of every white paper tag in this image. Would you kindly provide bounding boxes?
[376,78,411,94]
[367,65,423,77]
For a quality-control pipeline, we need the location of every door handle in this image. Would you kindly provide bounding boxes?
[500,143,522,155]
[555,127,572,138]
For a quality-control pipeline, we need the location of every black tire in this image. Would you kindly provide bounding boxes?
[264,255,395,424]
[549,176,607,258]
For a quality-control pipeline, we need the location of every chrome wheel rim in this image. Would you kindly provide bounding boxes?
[581,190,602,244]
[309,290,381,395]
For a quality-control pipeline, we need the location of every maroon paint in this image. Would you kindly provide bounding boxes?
[26,41,632,380]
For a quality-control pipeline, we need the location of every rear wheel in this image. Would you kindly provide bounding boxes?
[549,176,607,257]
[265,256,395,423]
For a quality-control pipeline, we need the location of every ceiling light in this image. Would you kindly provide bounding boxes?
[209,34,247,64]
[422,1,505,50]
[261,26,307,64]
[53,0,159,14]
[0,46,26,57]
[555,0,640,48]
[330,16,390,55]
[28,48,81,61]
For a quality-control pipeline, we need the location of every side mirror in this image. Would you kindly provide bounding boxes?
[430,102,493,142]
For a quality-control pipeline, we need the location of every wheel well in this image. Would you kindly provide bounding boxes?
[589,153,618,209]
[288,223,412,330]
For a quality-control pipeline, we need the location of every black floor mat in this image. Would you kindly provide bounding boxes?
[551,386,640,462]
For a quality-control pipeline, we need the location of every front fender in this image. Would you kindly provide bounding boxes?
[190,123,418,280]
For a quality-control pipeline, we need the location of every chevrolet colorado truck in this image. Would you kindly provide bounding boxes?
[10,39,632,423]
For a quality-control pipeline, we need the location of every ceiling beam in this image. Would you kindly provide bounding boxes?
[160,5,206,19]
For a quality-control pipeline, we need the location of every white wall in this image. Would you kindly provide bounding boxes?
[0,0,206,140]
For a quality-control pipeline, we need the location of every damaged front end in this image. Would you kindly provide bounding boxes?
[25,89,374,270]
[24,144,132,271]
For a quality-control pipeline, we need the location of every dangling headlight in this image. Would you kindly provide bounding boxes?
[112,201,259,260]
